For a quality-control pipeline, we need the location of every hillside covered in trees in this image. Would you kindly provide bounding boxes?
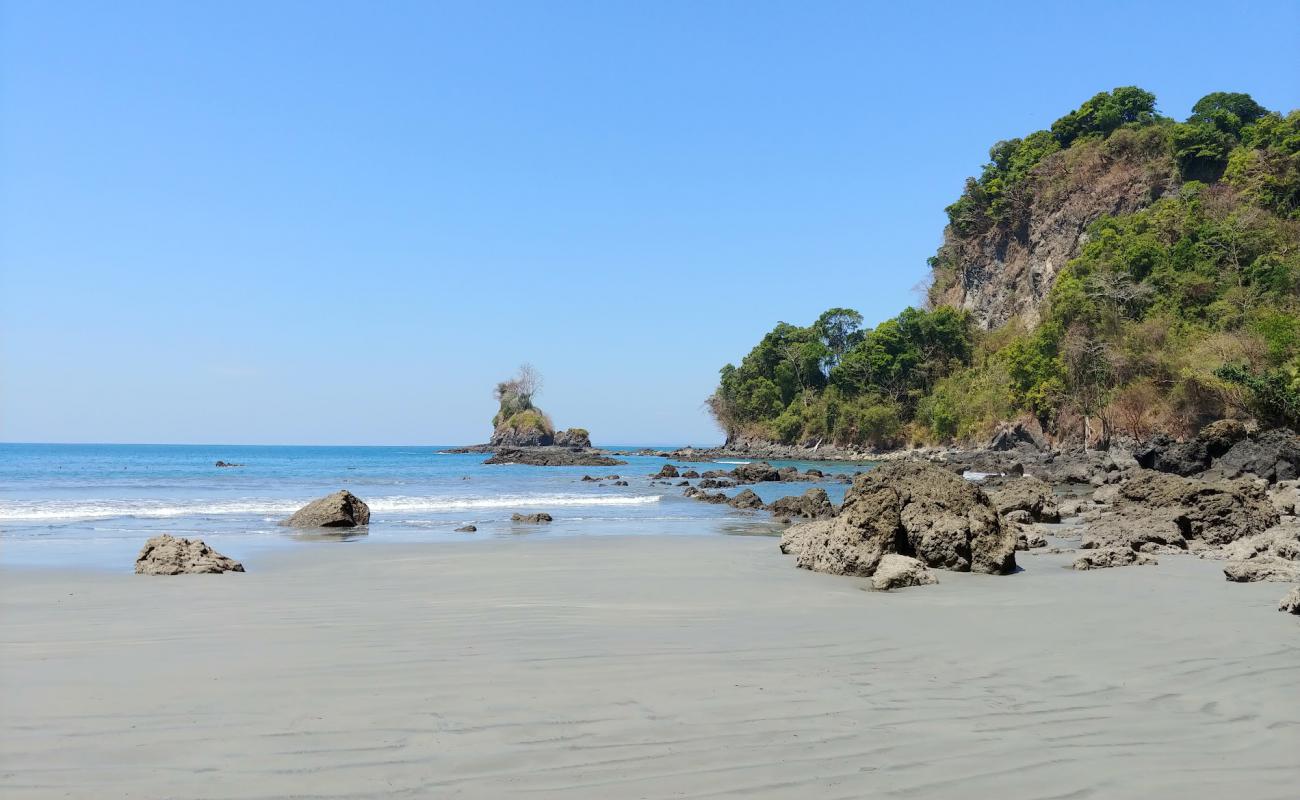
[709,89,1300,450]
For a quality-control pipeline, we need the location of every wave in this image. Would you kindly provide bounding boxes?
[714,460,752,465]
[0,494,662,522]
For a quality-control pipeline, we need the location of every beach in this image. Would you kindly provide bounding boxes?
[3,535,1297,799]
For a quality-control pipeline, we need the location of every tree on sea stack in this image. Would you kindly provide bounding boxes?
[490,364,557,447]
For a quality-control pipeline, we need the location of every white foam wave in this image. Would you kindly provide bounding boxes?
[0,494,662,522]
[714,460,752,465]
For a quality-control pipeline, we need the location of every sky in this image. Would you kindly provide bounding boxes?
[2,1,1298,446]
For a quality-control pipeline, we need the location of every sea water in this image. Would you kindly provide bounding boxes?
[0,444,872,569]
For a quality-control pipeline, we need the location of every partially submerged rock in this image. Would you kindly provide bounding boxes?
[135,535,244,575]
[870,554,937,591]
[1223,558,1299,583]
[767,488,835,521]
[1073,547,1157,570]
[511,512,553,523]
[285,490,371,528]
[727,488,764,509]
[781,460,1016,578]
[454,524,477,532]
[731,462,781,483]
[653,464,680,479]
[484,448,625,467]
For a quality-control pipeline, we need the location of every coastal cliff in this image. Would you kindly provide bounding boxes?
[710,88,1300,451]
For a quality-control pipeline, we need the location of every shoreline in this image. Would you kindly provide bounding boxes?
[4,534,1297,799]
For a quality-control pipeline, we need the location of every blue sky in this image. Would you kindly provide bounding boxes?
[2,1,1298,445]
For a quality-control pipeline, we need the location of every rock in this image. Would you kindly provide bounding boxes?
[989,420,1046,452]
[1270,482,1300,515]
[1223,558,1300,582]
[699,478,736,489]
[1198,419,1252,457]
[653,464,680,479]
[1134,434,1208,476]
[695,491,729,504]
[731,462,781,483]
[767,488,835,520]
[1278,586,1300,614]
[1073,547,1158,570]
[135,535,244,575]
[1117,471,1279,546]
[454,525,477,532]
[490,425,554,448]
[552,428,593,448]
[1015,528,1048,550]
[1091,484,1120,505]
[581,475,598,482]
[1082,511,1186,552]
[1207,524,1300,563]
[1004,509,1033,525]
[783,460,1016,577]
[870,554,938,590]
[613,480,628,486]
[214,460,243,468]
[728,488,764,509]
[681,470,700,479]
[285,490,371,528]
[511,512,553,523]
[1056,498,1084,518]
[484,448,625,467]
[1212,429,1300,484]
[990,476,1060,522]
[779,520,833,557]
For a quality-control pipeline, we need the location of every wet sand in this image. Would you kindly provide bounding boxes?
[2,535,1297,799]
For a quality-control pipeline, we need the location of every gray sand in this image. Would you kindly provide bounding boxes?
[2,536,1297,799]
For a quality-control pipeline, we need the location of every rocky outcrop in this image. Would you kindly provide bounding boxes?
[990,476,1060,522]
[1223,559,1299,583]
[454,525,477,532]
[1136,423,1299,484]
[654,464,680,479]
[732,462,782,483]
[135,535,244,575]
[490,426,554,447]
[552,428,592,448]
[780,460,1016,578]
[1073,547,1158,570]
[1081,471,1279,554]
[767,488,835,521]
[484,448,625,467]
[870,554,937,590]
[214,460,243,468]
[511,512,553,523]
[989,420,1046,452]
[285,490,371,528]
[728,489,764,509]
[930,137,1176,330]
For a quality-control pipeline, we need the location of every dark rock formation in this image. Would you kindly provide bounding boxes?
[552,428,593,448]
[511,512,553,523]
[135,535,244,575]
[490,426,554,448]
[654,465,680,479]
[1136,423,1299,484]
[454,525,477,532]
[285,490,371,528]
[214,460,243,468]
[779,460,1016,577]
[767,488,835,521]
[731,462,781,484]
[484,448,625,467]
[989,420,1046,452]
[728,489,764,509]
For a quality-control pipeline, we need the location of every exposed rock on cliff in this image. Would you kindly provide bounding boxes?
[930,134,1177,330]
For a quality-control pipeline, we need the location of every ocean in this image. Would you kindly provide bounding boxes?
[0,443,873,569]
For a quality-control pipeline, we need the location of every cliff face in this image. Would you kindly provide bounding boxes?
[930,135,1179,329]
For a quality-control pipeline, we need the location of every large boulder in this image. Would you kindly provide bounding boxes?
[870,554,937,591]
[552,428,592,448]
[285,490,371,528]
[1083,471,1280,553]
[989,419,1046,452]
[135,535,244,575]
[1223,559,1300,583]
[731,462,781,483]
[728,488,764,509]
[1134,434,1208,476]
[1210,429,1300,484]
[511,512,553,523]
[781,461,1016,577]
[767,488,835,520]
[989,476,1060,523]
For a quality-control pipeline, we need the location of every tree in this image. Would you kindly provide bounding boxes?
[813,308,864,371]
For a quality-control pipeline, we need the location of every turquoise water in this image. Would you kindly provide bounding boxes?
[0,444,872,569]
